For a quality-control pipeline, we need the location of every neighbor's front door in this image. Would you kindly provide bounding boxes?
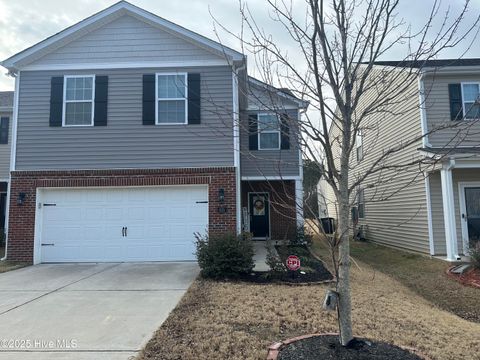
[249,193,270,238]
[464,187,480,249]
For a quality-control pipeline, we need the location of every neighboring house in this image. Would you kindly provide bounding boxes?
[0,92,12,235]
[0,1,307,264]
[324,59,480,262]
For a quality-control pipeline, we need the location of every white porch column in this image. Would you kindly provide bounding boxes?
[295,179,304,227]
[440,160,459,261]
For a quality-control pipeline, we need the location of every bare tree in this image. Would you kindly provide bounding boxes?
[216,0,480,347]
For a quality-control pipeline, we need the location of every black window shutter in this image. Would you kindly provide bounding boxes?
[143,74,156,125]
[188,73,201,124]
[49,77,64,127]
[280,114,290,150]
[94,76,108,126]
[448,84,463,121]
[0,117,9,144]
[248,114,258,150]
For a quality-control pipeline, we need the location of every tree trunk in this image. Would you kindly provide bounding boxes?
[336,178,353,346]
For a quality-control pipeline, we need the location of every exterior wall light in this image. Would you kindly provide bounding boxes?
[17,192,26,206]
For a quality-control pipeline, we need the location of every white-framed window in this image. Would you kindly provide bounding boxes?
[156,73,188,125]
[258,113,281,150]
[357,188,365,219]
[63,75,95,126]
[461,82,480,119]
[356,129,363,162]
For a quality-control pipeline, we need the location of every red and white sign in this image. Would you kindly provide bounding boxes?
[286,255,301,271]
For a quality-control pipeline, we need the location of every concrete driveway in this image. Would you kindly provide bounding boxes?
[0,262,198,359]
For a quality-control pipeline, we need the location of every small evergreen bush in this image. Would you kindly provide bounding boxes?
[195,232,254,279]
[469,242,480,269]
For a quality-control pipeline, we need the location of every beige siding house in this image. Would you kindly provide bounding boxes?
[322,59,480,261]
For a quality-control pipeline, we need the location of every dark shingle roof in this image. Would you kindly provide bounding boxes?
[367,58,480,69]
[0,92,14,108]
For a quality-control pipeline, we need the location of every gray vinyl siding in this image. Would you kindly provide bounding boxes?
[429,168,480,256]
[30,15,222,67]
[15,67,234,170]
[240,108,300,177]
[326,70,430,253]
[423,73,480,148]
[356,72,430,253]
[0,111,12,179]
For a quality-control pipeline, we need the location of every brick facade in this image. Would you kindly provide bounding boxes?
[8,167,237,262]
[241,180,297,240]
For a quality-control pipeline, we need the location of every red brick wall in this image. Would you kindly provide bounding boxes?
[8,167,237,262]
[241,180,297,240]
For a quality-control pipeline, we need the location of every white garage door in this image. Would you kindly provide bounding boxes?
[39,186,208,263]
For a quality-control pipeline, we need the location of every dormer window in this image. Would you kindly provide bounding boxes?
[258,113,281,150]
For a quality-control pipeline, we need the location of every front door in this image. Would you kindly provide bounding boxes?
[464,187,480,249]
[249,193,270,238]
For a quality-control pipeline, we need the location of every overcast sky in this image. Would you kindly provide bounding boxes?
[1,0,480,91]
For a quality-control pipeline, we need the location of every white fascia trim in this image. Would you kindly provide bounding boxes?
[247,105,299,111]
[2,2,243,70]
[417,74,431,148]
[242,176,301,181]
[20,60,231,72]
[232,70,242,234]
[2,72,19,261]
[424,174,435,255]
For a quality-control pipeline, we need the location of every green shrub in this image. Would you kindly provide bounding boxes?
[265,239,286,274]
[290,225,313,246]
[469,242,480,269]
[195,232,254,279]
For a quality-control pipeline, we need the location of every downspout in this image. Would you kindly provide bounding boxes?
[233,61,246,234]
[296,108,307,227]
[1,70,19,261]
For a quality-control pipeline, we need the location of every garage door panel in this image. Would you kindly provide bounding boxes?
[40,186,208,262]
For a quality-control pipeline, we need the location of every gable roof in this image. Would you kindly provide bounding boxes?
[366,58,480,69]
[0,91,14,109]
[1,1,244,72]
[248,77,309,109]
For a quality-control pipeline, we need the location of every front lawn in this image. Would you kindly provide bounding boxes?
[326,240,479,322]
[138,243,480,360]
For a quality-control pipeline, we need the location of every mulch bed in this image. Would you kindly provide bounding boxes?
[275,335,423,360]
[237,244,334,284]
[447,266,480,289]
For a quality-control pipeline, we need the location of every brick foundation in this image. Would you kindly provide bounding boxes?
[241,180,297,240]
[8,167,237,262]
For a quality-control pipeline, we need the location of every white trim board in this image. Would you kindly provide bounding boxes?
[1,1,243,71]
[457,181,480,256]
[20,60,231,72]
[242,176,301,181]
[424,174,435,255]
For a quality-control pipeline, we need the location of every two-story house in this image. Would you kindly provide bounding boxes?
[324,59,480,262]
[0,92,12,236]
[0,1,307,264]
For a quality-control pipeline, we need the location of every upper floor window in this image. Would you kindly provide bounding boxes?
[357,188,365,219]
[356,129,363,162]
[258,113,280,150]
[462,83,480,119]
[63,75,95,126]
[0,117,9,144]
[156,73,187,124]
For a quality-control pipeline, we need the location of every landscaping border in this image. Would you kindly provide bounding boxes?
[266,333,432,360]
[446,266,480,289]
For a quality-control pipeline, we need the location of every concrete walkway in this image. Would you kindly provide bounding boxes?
[0,262,198,359]
[253,241,272,272]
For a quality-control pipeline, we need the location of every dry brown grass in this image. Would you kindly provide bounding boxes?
[138,257,480,360]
